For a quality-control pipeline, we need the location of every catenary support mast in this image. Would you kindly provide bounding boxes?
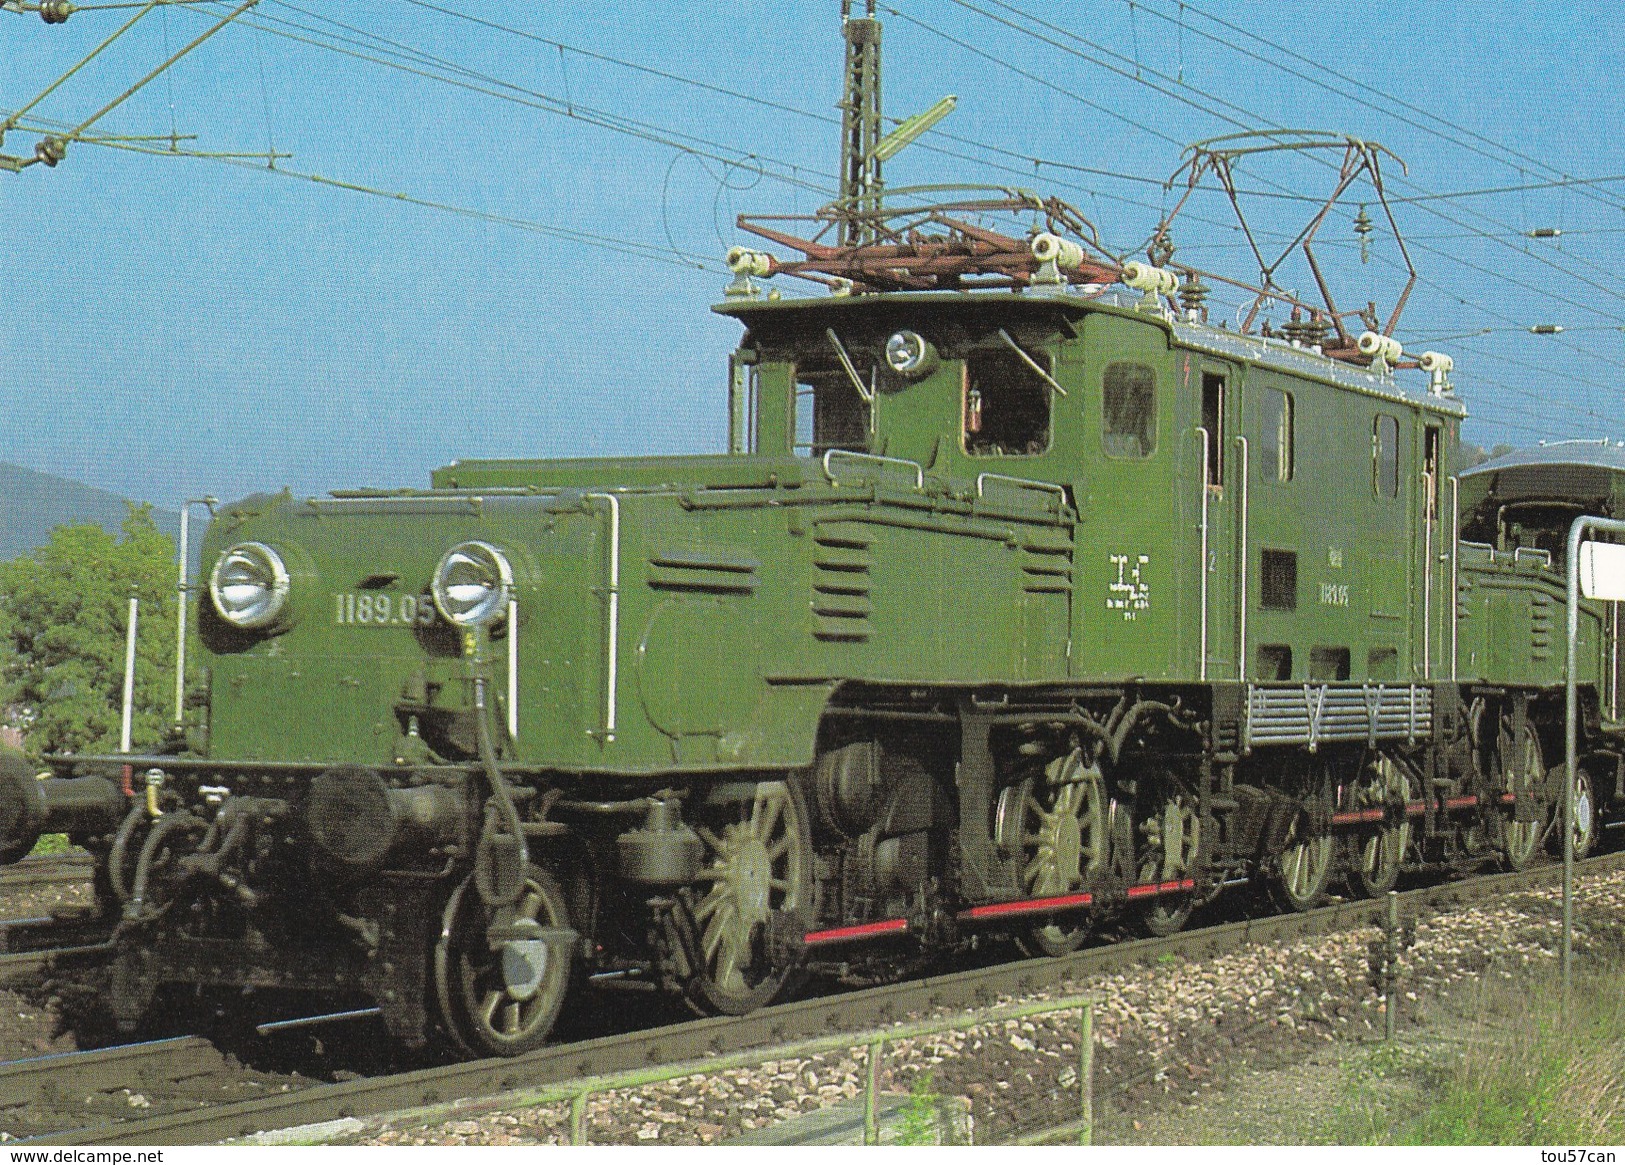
[838,0,882,245]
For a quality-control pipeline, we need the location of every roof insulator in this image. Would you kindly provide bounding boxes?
[1353,204,1374,264]
[1177,270,1209,319]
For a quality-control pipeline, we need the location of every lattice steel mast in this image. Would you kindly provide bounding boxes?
[837,0,882,245]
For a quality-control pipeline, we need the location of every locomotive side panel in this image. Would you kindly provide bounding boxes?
[625,489,1072,770]
[1070,311,1187,681]
[1238,369,1426,684]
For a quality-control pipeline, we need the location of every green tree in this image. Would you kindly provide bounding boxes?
[0,506,177,756]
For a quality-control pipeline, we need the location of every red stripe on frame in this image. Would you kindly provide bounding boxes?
[1330,808,1387,825]
[803,918,909,946]
[1125,878,1196,900]
[959,892,1094,921]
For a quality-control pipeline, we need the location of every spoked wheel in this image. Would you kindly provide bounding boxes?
[1274,810,1334,912]
[1551,764,1597,859]
[1495,720,1546,871]
[434,866,574,1057]
[1346,754,1416,898]
[1134,781,1202,937]
[997,748,1109,957]
[682,780,812,1016]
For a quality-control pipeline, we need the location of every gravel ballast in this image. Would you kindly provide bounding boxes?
[335,866,1625,1146]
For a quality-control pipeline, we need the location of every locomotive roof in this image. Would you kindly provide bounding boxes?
[1459,440,1625,480]
[1457,439,1625,520]
[717,289,1468,419]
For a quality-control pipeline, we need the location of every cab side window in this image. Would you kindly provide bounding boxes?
[1373,414,1400,499]
[1103,362,1156,458]
[1258,387,1294,482]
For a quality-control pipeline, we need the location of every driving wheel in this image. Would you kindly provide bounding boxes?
[682,780,812,1015]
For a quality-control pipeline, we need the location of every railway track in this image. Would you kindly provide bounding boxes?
[0,853,106,986]
[0,853,93,890]
[0,905,114,988]
[0,1036,313,1141]
[8,851,1619,1146]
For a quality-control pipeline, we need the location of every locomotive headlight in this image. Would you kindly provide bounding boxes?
[209,542,292,630]
[432,541,514,628]
[884,330,937,378]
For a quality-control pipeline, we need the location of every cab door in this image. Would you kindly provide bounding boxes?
[1190,358,1242,680]
[1074,316,1183,680]
[1420,423,1443,679]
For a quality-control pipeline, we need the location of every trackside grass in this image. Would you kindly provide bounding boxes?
[1337,960,1625,1144]
[27,833,71,856]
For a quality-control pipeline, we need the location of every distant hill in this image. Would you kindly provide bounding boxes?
[0,462,181,562]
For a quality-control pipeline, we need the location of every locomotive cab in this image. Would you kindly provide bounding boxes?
[1459,439,1625,560]
[721,295,1075,476]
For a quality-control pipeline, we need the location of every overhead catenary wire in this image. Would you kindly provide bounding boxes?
[200,0,1293,256]
[923,0,1625,314]
[384,0,1270,246]
[232,0,1625,435]
[384,0,1242,242]
[25,0,1618,279]
[2,104,732,274]
[229,0,1509,262]
[1119,0,1625,217]
[179,0,839,199]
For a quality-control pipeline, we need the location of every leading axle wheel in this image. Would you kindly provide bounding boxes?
[434,866,574,1057]
[682,780,811,1016]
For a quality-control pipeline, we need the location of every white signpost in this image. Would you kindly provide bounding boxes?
[1578,540,1625,604]
[1563,519,1625,1013]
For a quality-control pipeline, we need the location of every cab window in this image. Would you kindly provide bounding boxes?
[1374,414,1400,498]
[1103,362,1156,458]
[964,349,1052,456]
[1258,387,1294,482]
[793,362,870,456]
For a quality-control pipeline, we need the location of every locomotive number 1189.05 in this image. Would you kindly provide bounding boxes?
[334,592,438,627]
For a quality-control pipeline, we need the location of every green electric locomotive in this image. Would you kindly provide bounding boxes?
[2,9,1620,1057]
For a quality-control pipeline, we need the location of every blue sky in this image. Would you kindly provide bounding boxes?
[0,0,1620,507]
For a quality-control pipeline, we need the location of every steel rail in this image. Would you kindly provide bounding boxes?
[20,850,1625,1146]
[0,1037,218,1118]
[0,854,93,889]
